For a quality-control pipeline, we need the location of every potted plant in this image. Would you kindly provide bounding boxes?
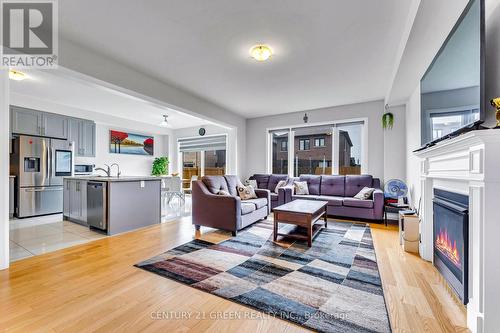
[152,156,169,176]
[382,112,394,130]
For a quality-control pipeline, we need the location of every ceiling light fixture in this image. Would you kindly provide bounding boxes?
[9,69,27,81]
[159,115,170,127]
[250,45,273,62]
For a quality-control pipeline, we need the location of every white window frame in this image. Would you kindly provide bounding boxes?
[266,118,368,177]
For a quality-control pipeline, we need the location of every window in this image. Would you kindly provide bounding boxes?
[293,126,332,176]
[336,123,362,175]
[268,120,365,176]
[270,130,289,174]
[314,138,325,147]
[204,149,226,176]
[299,139,310,151]
[280,140,287,152]
[178,135,227,188]
[182,151,201,188]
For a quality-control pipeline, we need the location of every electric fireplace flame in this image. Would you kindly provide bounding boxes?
[435,228,461,268]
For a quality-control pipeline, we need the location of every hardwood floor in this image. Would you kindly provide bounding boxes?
[0,217,467,332]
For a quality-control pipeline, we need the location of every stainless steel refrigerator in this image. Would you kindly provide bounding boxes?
[11,136,74,217]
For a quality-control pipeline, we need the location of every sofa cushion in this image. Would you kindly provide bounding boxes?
[345,175,374,197]
[320,175,345,196]
[299,175,321,195]
[251,174,270,189]
[354,187,375,200]
[318,195,343,207]
[241,202,256,215]
[270,193,278,201]
[293,194,322,201]
[274,180,287,194]
[245,198,268,209]
[224,175,242,197]
[237,184,258,200]
[202,176,229,195]
[294,181,309,195]
[267,174,288,192]
[343,198,374,209]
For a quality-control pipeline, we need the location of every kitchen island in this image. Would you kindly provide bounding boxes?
[63,176,161,235]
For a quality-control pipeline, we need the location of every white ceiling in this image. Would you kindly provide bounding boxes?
[58,0,413,118]
[9,69,210,129]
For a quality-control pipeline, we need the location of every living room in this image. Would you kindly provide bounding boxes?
[1,0,500,332]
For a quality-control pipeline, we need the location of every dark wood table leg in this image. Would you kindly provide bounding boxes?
[324,207,328,227]
[273,213,278,242]
[307,217,312,247]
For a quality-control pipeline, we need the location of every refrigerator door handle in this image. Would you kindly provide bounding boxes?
[25,187,63,192]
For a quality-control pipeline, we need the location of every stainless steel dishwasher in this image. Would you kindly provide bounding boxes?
[87,181,107,231]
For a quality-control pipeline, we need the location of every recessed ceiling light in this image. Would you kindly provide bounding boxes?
[250,45,273,62]
[9,69,27,81]
[159,115,170,127]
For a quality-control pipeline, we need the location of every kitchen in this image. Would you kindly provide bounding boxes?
[7,68,209,262]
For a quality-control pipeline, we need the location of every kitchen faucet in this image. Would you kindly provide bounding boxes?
[94,164,111,177]
[110,163,121,177]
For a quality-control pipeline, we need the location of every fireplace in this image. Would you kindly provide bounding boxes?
[432,189,469,304]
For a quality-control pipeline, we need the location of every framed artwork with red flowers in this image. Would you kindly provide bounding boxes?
[109,130,154,156]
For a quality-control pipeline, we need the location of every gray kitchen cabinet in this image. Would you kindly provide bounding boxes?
[41,112,68,139]
[10,106,42,136]
[63,179,71,217]
[64,179,88,225]
[80,120,96,157]
[68,119,96,157]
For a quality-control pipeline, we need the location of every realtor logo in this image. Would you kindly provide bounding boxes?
[1,0,58,68]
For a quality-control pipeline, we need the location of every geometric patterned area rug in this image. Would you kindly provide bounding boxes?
[135,220,391,333]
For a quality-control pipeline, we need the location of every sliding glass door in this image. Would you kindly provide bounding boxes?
[182,151,202,189]
[178,135,227,188]
[269,121,365,176]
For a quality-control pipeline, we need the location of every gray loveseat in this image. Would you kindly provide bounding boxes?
[192,175,270,235]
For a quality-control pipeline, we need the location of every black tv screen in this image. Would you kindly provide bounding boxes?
[420,0,484,146]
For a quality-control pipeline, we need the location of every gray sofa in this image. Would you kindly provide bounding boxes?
[250,173,384,221]
[192,175,270,235]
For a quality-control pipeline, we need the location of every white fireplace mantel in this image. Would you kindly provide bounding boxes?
[414,129,500,333]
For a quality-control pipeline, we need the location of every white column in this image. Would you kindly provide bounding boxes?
[0,69,10,270]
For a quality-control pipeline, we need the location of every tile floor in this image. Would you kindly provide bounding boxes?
[9,214,107,262]
[9,194,193,262]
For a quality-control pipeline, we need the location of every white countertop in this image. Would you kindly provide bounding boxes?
[64,176,162,182]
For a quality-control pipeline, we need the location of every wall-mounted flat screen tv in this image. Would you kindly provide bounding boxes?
[420,0,484,146]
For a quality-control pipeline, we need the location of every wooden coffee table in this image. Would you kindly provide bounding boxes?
[273,199,328,247]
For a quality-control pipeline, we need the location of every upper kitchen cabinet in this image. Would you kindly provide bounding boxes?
[41,112,68,139]
[69,118,96,157]
[10,106,41,136]
[10,106,68,139]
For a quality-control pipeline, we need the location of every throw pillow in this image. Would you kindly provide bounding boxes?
[294,181,309,195]
[274,180,287,194]
[354,187,375,200]
[244,179,258,189]
[237,185,258,200]
[217,190,230,196]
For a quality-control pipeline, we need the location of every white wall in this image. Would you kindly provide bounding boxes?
[383,105,407,182]
[405,87,422,208]
[1,70,9,270]
[171,124,237,175]
[245,100,391,181]
[76,124,169,176]
[10,94,171,176]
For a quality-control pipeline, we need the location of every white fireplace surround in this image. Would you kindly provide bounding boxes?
[415,129,500,333]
